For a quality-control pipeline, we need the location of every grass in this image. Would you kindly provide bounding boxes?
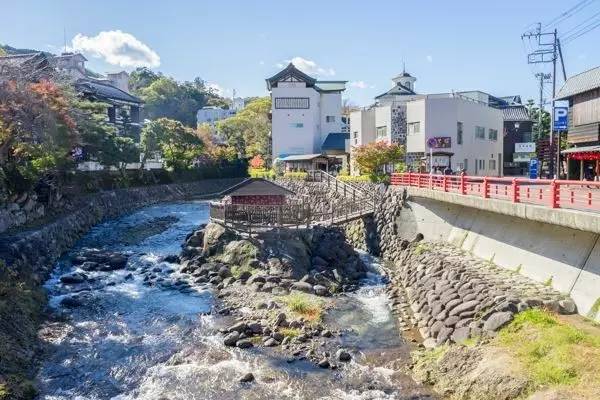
[282,293,323,323]
[279,327,301,338]
[413,242,431,256]
[496,308,600,391]
[587,297,600,321]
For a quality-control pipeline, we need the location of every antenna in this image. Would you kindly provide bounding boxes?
[63,27,67,53]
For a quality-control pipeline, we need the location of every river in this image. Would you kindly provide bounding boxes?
[36,200,434,400]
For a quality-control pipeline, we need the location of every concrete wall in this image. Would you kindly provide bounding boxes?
[393,187,600,321]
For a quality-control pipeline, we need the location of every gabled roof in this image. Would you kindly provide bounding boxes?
[75,79,143,106]
[279,153,328,161]
[0,52,52,78]
[502,105,531,122]
[322,132,349,151]
[221,178,295,196]
[556,66,600,100]
[266,63,317,90]
[375,83,416,99]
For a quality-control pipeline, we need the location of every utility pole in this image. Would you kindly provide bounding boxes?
[534,72,551,140]
[522,24,566,178]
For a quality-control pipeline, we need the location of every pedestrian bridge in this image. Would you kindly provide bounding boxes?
[390,172,600,321]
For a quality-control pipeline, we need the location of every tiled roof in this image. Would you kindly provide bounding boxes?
[502,106,531,122]
[221,178,295,196]
[556,66,600,100]
[321,132,349,151]
[279,153,326,161]
[75,79,143,105]
[315,81,347,92]
[375,83,416,99]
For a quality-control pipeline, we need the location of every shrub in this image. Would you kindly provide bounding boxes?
[282,293,323,322]
[282,172,308,180]
[249,168,275,179]
[337,174,371,183]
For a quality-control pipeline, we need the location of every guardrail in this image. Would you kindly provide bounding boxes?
[390,172,600,212]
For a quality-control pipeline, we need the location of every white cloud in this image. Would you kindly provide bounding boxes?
[207,82,228,96]
[70,30,160,68]
[278,56,336,77]
[426,55,433,63]
[350,81,375,89]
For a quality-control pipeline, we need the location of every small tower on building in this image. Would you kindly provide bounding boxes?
[391,64,417,92]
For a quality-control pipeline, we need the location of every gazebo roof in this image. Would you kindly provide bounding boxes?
[221,178,295,197]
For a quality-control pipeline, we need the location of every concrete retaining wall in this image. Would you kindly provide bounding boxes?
[393,187,600,321]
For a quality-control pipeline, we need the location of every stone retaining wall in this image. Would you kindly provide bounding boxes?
[0,178,242,281]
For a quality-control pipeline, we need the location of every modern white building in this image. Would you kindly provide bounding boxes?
[196,106,235,127]
[266,63,347,170]
[404,94,504,176]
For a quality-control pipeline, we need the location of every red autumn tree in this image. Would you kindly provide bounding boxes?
[249,154,265,169]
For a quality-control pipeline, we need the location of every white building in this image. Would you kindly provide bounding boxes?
[405,94,504,176]
[232,97,245,112]
[266,63,347,170]
[196,106,235,127]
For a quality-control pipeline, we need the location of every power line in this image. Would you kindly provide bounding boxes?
[562,17,600,43]
[560,9,600,37]
[543,0,597,29]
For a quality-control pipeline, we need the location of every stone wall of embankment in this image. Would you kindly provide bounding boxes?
[0,177,242,399]
[366,186,600,322]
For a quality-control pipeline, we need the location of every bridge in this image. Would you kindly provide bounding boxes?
[390,172,600,321]
[209,171,375,232]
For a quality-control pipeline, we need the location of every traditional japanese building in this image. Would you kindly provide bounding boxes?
[556,66,600,180]
[220,178,295,206]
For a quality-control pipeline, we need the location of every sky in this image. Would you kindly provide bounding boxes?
[2,0,600,107]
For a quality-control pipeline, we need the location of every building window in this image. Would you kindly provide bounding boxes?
[475,126,485,139]
[464,159,468,172]
[408,122,421,135]
[353,131,358,145]
[275,97,310,109]
[326,116,335,123]
[489,159,496,171]
[457,122,463,144]
[478,159,485,170]
[376,126,387,139]
[289,122,304,128]
[488,128,498,141]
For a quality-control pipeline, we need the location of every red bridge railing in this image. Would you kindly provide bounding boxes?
[390,172,600,212]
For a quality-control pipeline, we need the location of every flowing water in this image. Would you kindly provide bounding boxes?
[36,201,434,400]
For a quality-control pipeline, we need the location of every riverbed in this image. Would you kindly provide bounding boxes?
[36,200,434,399]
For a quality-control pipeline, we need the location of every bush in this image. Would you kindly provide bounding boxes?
[282,293,323,322]
[337,174,371,183]
[282,172,308,180]
[249,168,275,179]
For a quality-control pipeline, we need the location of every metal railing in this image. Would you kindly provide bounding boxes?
[306,170,376,211]
[391,172,600,212]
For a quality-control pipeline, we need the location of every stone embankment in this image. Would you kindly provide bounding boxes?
[175,222,367,368]
[387,241,576,347]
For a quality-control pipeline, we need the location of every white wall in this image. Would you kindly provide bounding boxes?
[319,92,342,144]
[271,82,321,158]
[375,105,392,143]
[406,96,504,176]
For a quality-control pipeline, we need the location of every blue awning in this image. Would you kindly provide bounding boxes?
[321,132,349,151]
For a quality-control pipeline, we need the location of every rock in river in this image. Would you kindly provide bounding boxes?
[223,331,240,346]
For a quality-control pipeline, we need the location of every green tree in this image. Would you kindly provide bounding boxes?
[217,97,271,161]
[526,99,551,140]
[353,141,405,181]
[141,118,204,171]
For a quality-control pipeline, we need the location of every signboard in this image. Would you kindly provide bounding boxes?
[529,159,538,179]
[427,136,451,149]
[431,156,449,167]
[515,142,536,153]
[554,107,568,131]
[514,152,536,162]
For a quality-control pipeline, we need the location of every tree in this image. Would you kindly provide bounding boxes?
[249,154,265,169]
[217,97,271,161]
[141,118,204,171]
[196,123,237,163]
[526,99,551,140]
[353,141,405,181]
[342,98,360,117]
[129,67,161,93]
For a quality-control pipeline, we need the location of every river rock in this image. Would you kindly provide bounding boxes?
[318,358,330,368]
[236,339,253,349]
[239,372,255,383]
[60,272,87,284]
[291,281,313,293]
[313,285,329,296]
[223,331,240,346]
[60,295,83,308]
[335,349,352,362]
[483,311,514,332]
[264,337,280,347]
[451,326,471,343]
[448,300,479,316]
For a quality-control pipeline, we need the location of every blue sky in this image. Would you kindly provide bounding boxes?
[2,0,599,106]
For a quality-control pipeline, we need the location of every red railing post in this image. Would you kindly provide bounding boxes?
[482,177,489,198]
[460,172,466,195]
[407,172,412,186]
[511,178,519,203]
[429,174,433,190]
[443,175,448,192]
[549,179,558,208]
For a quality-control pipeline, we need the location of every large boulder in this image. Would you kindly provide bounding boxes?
[203,223,238,256]
[220,240,259,267]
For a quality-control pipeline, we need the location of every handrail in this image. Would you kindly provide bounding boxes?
[390,172,600,213]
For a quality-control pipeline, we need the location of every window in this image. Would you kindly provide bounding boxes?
[489,159,496,171]
[275,97,310,109]
[463,159,468,172]
[376,126,387,139]
[408,122,421,135]
[478,159,485,170]
[326,116,335,123]
[475,126,485,139]
[289,122,304,128]
[353,131,358,145]
[457,122,463,145]
[489,128,498,141]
